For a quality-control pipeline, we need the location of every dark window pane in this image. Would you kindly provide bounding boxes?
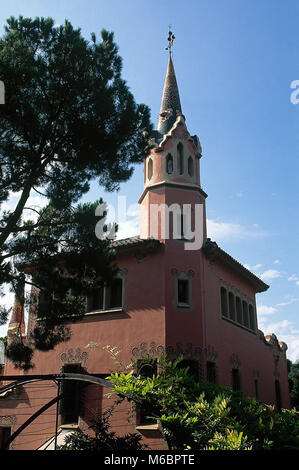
[232,368,241,391]
[236,297,242,324]
[167,154,173,174]
[206,361,216,383]
[137,359,157,378]
[60,364,82,425]
[92,287,104,310]
[221,287,228,317]
[178,360,199,382]
[178,279,189,304]
[110,278,123,308]
[188,156,194,177]
[254,378,259,400]
[137,359,157,425]
[229,292,235,321]
[275,379,282,411]
[249,305,255,330]
[242,301,249,328]
[148,158,153,180]
[0,427,11,450]
[177,143,184,175]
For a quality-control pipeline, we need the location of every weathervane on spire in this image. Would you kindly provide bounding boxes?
[165,25,175,55]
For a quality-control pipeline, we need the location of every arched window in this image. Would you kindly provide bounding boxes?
[275,379,282,411]
[236,296,242,324]
[232,368,241,391]
[229,292,236,321]
[148,158,153,180]
[188,156,194,177]
[249,305,255,331]
[166,154,173,174]
[177,142,184,175]
[221,287,228,317]
[242,301,249,328]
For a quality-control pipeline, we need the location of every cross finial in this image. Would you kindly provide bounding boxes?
[165,25,175,54]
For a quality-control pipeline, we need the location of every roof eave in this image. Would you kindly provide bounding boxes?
[202,239,269,293]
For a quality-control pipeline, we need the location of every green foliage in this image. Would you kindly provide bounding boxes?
[205,429,252,450]
[0,336,7,347]
[107,354,299,451]
[58,408,147,451]
[5,200,118,368]
[5,337,33,370]
[289,359,299,410]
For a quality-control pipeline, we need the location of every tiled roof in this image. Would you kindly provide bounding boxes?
[202,239,269,293]
[157,55,182,136]
[110,236,161,251]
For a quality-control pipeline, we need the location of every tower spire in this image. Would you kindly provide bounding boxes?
[157,27,182,136]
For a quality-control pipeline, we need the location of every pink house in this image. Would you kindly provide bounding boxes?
[0,52,289,450]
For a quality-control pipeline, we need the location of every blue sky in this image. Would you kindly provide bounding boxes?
[1,1,299,361]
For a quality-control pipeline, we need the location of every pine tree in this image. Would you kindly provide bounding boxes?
[0,16,152,368]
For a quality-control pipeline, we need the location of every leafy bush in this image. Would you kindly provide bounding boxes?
[107,354,299,451]
[58,408,147,451]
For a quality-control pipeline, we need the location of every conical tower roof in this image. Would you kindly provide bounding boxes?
[157,54,182,136]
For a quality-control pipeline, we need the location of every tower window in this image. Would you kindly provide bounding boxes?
[148,158,153,180]
[220,287,228,317]
[166,154,173,174]
[177,279,190,305]
[188,156,194,177]
[177,142,184,175]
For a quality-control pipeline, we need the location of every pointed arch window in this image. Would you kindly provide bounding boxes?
[177,142,184,175]
[188,156,194,177]
[148,158,153,180]
[166,154,173,174]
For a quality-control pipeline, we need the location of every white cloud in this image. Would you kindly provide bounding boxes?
[116,219,139,240]
[257,305,278,316]
[273,259,280,265]
[288,274,299,281]
[207,219,267,242]
[276,297,299,307]
[115,204,140,240]
[1,189,48,224]
[244,263,262,272]
[257,312,299,362]
[260,269,282,281]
